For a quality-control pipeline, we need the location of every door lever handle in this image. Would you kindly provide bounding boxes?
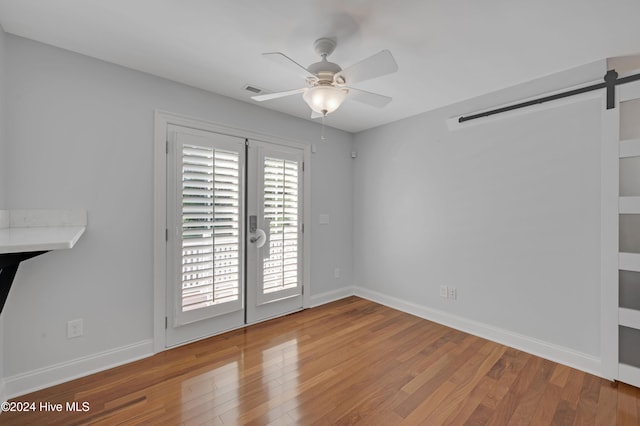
[250,228,267,248]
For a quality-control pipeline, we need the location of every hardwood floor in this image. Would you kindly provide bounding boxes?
[1,296,639,425]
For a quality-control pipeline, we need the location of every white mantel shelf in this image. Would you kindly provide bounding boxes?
[0,226,85,254]
[0,209,87,315]
[0,209,86,254]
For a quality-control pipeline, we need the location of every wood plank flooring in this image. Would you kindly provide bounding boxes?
[1,296,639,425]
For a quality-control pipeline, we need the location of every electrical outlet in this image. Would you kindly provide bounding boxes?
[67,319,83,339]
[448,287,457,300]
[334,268,341,279]
[439,285,448,298]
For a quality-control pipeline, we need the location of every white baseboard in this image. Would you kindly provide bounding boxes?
[353,286,604,379]
[1,288,607,400]
[3,285,354,400]
[4,339,154,399]
[309,286,354,307]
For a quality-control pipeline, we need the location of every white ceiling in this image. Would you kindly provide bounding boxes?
[1,0,639,133]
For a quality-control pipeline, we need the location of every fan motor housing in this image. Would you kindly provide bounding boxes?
[307,61,342,83]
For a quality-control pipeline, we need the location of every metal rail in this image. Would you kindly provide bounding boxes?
[458,69,640,123]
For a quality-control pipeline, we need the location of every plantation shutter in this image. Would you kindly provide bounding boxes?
[181,145,241,311]
[261,157,300,295]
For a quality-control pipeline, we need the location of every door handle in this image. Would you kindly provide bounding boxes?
[250,228,267,248]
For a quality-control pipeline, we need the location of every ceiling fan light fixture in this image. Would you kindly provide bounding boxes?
[303,85,348,115]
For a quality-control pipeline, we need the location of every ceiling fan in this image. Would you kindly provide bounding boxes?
[251,38,398,118]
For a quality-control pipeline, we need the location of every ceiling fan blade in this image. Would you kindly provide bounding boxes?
[335,50,398,85]
[346,87,392,108]
[263,52,317,80]
[251,88,307,102]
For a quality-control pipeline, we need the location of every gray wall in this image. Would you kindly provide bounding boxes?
[0,24,4,209]
[2,35,353,383]
[0,22,6,402]
[353,73,603,360]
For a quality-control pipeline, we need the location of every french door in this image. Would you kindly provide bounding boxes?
[246,141,304,323]
[165,125,304,347]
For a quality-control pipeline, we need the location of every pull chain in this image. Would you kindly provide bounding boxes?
[321,111,327,140]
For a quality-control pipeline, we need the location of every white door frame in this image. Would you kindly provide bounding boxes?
[153,110,312,353]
